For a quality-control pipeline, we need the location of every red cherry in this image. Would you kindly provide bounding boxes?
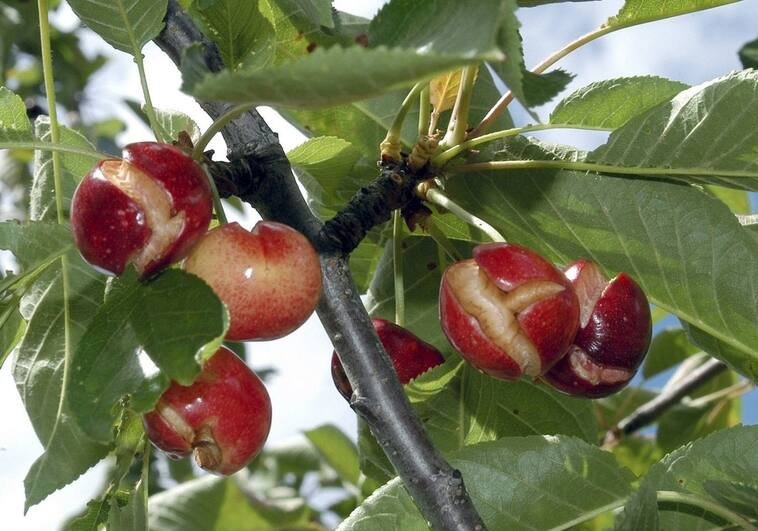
[543,260,652,397]
[439,243,579,380]
[183,221,322,341]
[331,318,445,401]
[70,142,212,277]
[143,346,272,475]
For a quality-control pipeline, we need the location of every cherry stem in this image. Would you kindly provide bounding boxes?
[418,85,431,137]
[469,26,610,139]
[423,187,506,243]
[193,103,254,160]
[202,163,228,225]
[439,65,478,150]
[393,210,406,327]
[381,82,425,159]
[134,52,164,141]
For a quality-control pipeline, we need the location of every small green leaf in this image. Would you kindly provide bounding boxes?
[521,68,574,107]
[67,0,168,54]
[305,424,361,486]
[550,76,689,129]
[151,106,202,144]
[604,0,739,30]
[189,0,274,70]
[0,85,32,134]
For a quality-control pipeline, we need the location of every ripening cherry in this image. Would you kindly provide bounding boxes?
[183,221,322,341]
[543,260,652,398]
[70,142,212,277]
[331,318,445,401]
[143,346,272,475]
[439,243,580,380]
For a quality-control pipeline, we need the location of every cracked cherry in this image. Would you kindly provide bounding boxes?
[331,318,445,401]
[70,142,213,277]
[143,346,272,475]
[183,221,322,341]
[439,243,580,380]
[543,260,652,398]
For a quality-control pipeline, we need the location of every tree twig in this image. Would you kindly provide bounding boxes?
[156,3,486,529]
[604,357,727,446]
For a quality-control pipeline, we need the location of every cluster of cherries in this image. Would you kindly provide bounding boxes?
[331,242,651,403]
[71,142,652,477]
[71,142,322,475]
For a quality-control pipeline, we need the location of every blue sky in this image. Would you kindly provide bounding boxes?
[1,1,756,529]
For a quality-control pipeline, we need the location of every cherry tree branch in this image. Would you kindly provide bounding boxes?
[155,3,486,529]
[604,357,727,445]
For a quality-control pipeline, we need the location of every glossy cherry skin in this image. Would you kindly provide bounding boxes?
[543,260,652,397]
[70,142,212,277]
[439,243,579,380]
[143,346,272,475]
[183,221,322,341]
[331,318,445,401]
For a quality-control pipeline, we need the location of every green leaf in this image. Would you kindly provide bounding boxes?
[184,44,483,108]
[0,220,72,269]
[604,0,740,30]
[31,118,98,221]
[615,483,660,531]
[188,0,274,70]
[288,136,363,199]
[518,0,597,5]
[739,37,758,69]
[642,328,701,379]
[521,68,574,107]
[9,121,111,508]
[148,476,310,530]
[69,268,228,444]
[151,106,202,144]
[304,424,361,486]
[446,140,758,380]
[0,305,25,369]
[550,76,689,130]
[589,70,758,190]
[342,436,635,530]
[369,0,506,59]
[0,85,32,134]
[67,0,168,54]
[631,425,758,530]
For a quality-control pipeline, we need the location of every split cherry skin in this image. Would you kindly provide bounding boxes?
[543,260,652,397]
[331,318,445,401]
[143,346,272,475]
[183,221,322,342]
[439,243,580,380]
[70,142,213,277]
